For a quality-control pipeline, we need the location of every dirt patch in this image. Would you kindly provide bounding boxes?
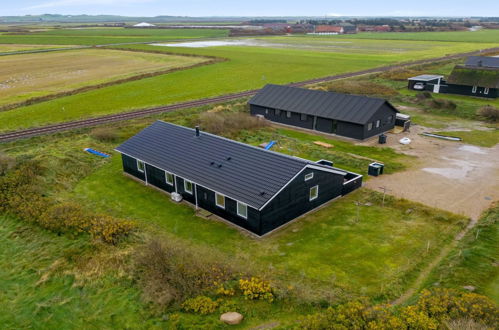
[361,125,499,219]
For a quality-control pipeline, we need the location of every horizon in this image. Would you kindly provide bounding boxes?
[3,1,499,18]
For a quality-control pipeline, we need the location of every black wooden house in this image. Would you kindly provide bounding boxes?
[249,84,399,140]
[408,56,499,99]
[115,121,362,236]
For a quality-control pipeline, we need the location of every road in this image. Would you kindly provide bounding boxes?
[1,46,498,143]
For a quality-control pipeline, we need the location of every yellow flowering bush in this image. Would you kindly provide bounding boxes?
[39,202,136,244]
[181,296,219,315]
[215,283,235,296]
[298,289,498,329]
[414,289,498,325]
[238,277,274,302]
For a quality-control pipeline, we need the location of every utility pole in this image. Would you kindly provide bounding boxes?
[378,186,391,207]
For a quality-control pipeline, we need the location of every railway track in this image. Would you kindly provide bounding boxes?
[1,46,498,143]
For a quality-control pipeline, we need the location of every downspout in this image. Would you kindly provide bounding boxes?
[143,163,148,186]
[194,183,199,210]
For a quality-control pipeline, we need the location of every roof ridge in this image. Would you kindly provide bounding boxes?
[156,120,311,165]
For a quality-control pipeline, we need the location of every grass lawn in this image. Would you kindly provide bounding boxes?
[0,27,229,45]
[236,127,410,175]
[0,215,159,329]
[423,204,499,304]
[0,48,207,107]
[72,152,466,301]
[433,129,499,148]
[0,43,73,52]
[1,36,496,132]
[328,29,499,43]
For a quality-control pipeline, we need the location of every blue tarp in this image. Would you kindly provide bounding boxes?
[84,148,110,158]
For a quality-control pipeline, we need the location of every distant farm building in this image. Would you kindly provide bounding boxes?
[115,121,362,236]
[408,56,499,98]
[133,22,156,27]
[249,84,399,140]
[311,24,357,35]
[315,25,344,34]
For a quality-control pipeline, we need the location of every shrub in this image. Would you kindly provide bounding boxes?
[90,127,119,142]
[198,112,268,136]
[427,98,457,110]
[39,203,136,244]
[239,277,274,302]
[0,152,16,175]
[0,160,134,244]
[415,91,433,102]
[297,289,498,329]
[317,80,398,97]
[477,105,499,122]
[182,296,219,315]
[134,238,234,307]
[414,289,498,326]
[216,283,236,296]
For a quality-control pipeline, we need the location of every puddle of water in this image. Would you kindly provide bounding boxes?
[151,40,252,48]
[459,145,488,154]
[422,158,477,179]
[151,39,354,49]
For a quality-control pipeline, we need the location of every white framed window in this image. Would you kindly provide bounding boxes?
[388,115,393,122]
[367,123,373,131]
[286,111,292,118]
[305,173,314,181]
[215,193,225,209]
[237,201,248,219]
[184,180,193,194]
[275,109,281,116]
[165,171,174,185]
[472,86,477,93]
[265,108,269,114]
[137,160,145,173]
[376,120,380,128]
[484,88,489,95]
[300,113,307,121]
[309,185,319,201]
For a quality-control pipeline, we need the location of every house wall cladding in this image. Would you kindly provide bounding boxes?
[409,81,497,98]
[259,168,344,235]
[250,104,395,140]
[121,154,261,234]
[145,164,176,193]
[122,154,145,181]
[363,103,396,139]
[250,105,314,130]
[196,186,260,234]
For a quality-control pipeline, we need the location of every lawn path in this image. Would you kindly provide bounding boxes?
[391,216,479,306]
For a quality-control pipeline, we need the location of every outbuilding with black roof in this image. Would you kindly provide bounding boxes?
[248,84,399,140]
[115,121,362,236]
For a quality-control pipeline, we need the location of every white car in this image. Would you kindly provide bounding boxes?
[413,83,425,90]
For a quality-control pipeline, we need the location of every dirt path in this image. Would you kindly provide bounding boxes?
[391,216,479,306]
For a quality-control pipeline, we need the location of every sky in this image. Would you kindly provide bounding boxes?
[1,0,499,17]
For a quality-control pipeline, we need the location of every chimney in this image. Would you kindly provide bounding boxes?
[195,126,200,137]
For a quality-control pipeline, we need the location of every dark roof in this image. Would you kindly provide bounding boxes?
[115,121,345,210]
[447,65,499,88]
[465,56,499,69]
[248,84,398,125]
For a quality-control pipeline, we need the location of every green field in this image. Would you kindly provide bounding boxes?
[329,29,499,43]
[1,36,497,132]
[0,215,156,328]
[423,203,499,304]
[0,27,229,45]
